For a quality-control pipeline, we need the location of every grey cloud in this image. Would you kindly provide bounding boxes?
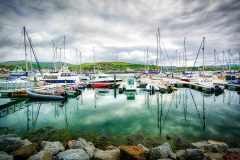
[0,0,239,65]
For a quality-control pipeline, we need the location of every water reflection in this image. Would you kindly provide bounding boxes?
[0,88,239,142]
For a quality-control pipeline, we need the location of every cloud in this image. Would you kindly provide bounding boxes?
[0,0,239,66]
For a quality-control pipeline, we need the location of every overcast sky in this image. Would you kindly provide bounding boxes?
[0,0,240,66]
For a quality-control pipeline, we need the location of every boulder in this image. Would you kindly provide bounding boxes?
[137,144,149,153]
[11,143,38,159]
[185,149,204,160]
[28,150,52,160]
[75,138,96,158]
[120,145,148,160]
[0,127,9,135]
[0,151,14,160]
[93,148,120,160]
[204,152,225,160]
[149,142,176,160]
[21,139,32,146]
[55,149,89,160]
[176,150,185,160]
[207,140,228,153]
[105,145,118,150]
[0,135,21,152]
[41,141,65,155]
[67,140,76,149]
[228,148,240,153]
[191,140,228,153]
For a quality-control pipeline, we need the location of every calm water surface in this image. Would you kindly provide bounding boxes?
[0,87,240,143]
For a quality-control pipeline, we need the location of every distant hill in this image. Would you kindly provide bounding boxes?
[0,61,71,67]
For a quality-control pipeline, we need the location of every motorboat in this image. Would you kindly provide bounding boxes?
[41,69,80,84]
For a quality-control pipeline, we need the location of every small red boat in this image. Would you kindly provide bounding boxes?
[91,83,111,88]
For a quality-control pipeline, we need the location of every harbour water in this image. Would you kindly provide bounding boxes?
[0,87,239,144]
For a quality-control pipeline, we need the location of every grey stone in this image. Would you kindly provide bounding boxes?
[75,138,95,158]
[149,142,176,160]
[176,150,185,160]
[28,150,52,160]
[55,149,89,160]
[185,149,204,160]
[21,139,32,146]
[0,127,9,135]
[0,151,14,160]
[191,140,228,153]
[207,140,228,153]
[228,148,240,153]
[41,141,65,156]
[0,136,21,152]
[137,144,149,153]
[93,148,120,160]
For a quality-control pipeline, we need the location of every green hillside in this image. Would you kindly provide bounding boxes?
[69,62,156,71]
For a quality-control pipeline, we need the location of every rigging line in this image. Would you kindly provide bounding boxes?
[160,38,174,66]
[189,90,204,128]
[162,93,175,129]
[190,38,204,76]
[228,49,237,65]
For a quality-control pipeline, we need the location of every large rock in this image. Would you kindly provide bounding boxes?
[204,152,225,160]
[0,151,14,160]
[120,145,148,160]
[0,135,21,152]
[55,149,89,160]
[0,127,9,135]
[11,143,39,159]
[207,140,228,153]
[93,148,120,160]
[21,139,32,146]
[185,149,204,160]
[68,140,76,149]
[191,140,228,153]
[41,141,65,155]
[149,142,176,160]
[28,150,52,160]
[176,150,185,160]
[74,138,96,158]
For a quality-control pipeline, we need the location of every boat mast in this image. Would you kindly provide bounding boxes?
[202,37,205,77]
[228,49,231,72]
[23,26,28,72]
[75,48,78,73]
[63,35,65,68]
[223,51,225,73]
[156,33,159,72]
[59,48,62,69]
[93,47,95,74]
[79,51,82,74]
[184,37,186,73]
[147,46,149,72]
[158,28,162,75]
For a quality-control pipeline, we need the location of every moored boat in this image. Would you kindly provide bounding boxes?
[26,89,67,100]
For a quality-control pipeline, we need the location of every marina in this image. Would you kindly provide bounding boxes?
[0,0,240,159]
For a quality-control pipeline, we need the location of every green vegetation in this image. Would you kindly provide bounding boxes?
[21,127,190,150]
[69,62,157,71]
[1,60,239,72]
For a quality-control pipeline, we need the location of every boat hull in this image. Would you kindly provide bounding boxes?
[26,90,65,100]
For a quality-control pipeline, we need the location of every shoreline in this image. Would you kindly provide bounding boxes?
[1,126,240,160]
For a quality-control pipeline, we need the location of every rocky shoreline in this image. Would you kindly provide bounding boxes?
[0,127,240,160]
